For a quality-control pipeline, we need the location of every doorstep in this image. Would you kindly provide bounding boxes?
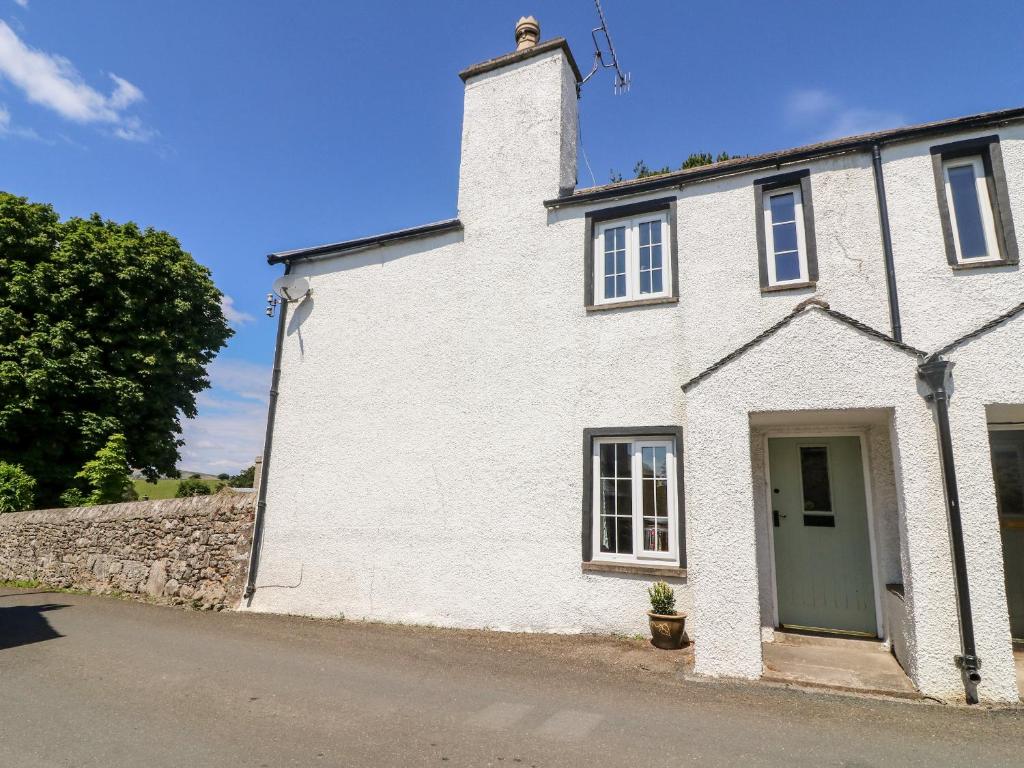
[762,631,920,699]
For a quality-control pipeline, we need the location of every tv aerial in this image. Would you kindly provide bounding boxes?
[266,275,310,317]
[581,0,630,95]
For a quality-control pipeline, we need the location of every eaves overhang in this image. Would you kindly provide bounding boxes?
[267,218,463,266]
[546,106,1024,210]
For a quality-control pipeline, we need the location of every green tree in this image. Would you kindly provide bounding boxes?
[176,476,212,497]
[217,472,230,481]
[0,192,232,505]
[73,433,137,506]
[229,464,256,488]
[0,461,35,513]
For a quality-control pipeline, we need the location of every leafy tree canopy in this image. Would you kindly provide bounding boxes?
[228,464,255,488]
[0,192,232,505]
[0,461,35,513]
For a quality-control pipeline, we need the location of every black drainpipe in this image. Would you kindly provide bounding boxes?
[243,262,291,603]
[871,143,903,343]
[918,358,981,703]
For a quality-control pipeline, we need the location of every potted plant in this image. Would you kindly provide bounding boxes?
[647,581,686,649]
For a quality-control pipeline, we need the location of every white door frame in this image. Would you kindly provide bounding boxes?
[761,428,885,639]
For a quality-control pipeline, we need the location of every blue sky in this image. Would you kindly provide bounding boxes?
[2,1,1022,472]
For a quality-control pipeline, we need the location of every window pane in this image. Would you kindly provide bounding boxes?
[640,271,651,293]
[600,516,616,553]
[615,274,626,296]
[643,479,654,516]
[616,517,633,554]
[643,518,669,552]
[770,192,795,222]
[800,446,832,513]
[604,275,615,298]
[772,221,798,254]
[651,271,663,293]
[650,244,662,270]
[993,447,1024,517]
[646,221,662,245]
[775,251,801,282]
[604,251,615,275]
[653,446,666,477]
[947,164,988,259]
[600,444,615,478]
[615,442,630,474]
[600,479,616,515]
[616,479,632,516]
[615,251,626,274]
[640,248,650,271]
[639,221,651,247]
[641,446,655,478]
[655,479,668,518]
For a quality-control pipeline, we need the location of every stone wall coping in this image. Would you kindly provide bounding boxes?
[0,490,255,526]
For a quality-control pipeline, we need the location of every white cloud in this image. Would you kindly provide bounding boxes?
[179,358,271,473]
[0,20,151,140]
[221,295,256,327]
[13,0,28,8]
[786,88,906,141]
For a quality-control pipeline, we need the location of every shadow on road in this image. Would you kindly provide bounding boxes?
[0,604,68,650]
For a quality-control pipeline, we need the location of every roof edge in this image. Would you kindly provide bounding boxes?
[929,300,1024,360]
[547,105,1024,209]
[267,218,463,265]
[458,38,582,83]
[682,300,926,392]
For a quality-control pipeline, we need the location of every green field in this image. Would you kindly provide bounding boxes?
[133,476,223,500]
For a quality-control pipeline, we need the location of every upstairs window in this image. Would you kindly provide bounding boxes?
[753,169,819,291]
[931,135,1019,268]
[594,214,671,305]
[763,186,808,285]
[584,197,679,310]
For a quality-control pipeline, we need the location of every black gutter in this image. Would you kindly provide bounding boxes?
[268,218,463,265]
[871,144,903,342]
[243,264,291,603]
[917,359,981,703]
[544,106,1024,209]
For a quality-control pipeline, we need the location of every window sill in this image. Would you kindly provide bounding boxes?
[585,296,678,312]
[760,281,817,294]
[582,561,687,580]
[950,259,1015,271]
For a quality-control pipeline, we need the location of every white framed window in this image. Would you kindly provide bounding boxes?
[942,155,1001,263]
[592,437,678,563]
[593,213,671,305]
[762,186,809,286]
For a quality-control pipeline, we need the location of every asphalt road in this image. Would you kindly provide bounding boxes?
[1,588,1022,767]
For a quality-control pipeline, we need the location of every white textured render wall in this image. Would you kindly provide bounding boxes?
[881,126,1024,352]
[944,313,1024,703]
[252,35,1023,697]
[683,309,970,698]
[251,49,691,635]
[677,152,894,375]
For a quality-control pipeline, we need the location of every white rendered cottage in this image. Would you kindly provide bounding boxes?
[246,21,1024,704]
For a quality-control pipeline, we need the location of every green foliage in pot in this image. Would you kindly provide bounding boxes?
[647,581,676,616]
[0,461,35,513]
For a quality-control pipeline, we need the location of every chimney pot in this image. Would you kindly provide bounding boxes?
[514,16,540,50]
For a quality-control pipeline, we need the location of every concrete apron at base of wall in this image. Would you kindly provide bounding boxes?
[0,491,256,610]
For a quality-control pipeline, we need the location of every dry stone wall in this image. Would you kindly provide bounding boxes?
[0,491,254,609]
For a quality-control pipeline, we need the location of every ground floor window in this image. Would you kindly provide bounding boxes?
[585,429,683,566]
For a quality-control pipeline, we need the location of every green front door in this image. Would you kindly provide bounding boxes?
[769,436,877,636]
[990,430,1024,640]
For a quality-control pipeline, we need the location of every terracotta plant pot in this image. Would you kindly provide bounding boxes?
[648,610,687,649]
